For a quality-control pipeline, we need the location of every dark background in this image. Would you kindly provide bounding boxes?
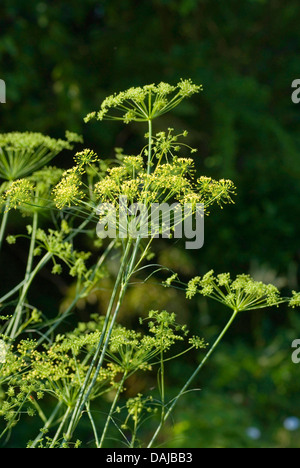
[1,0,300,447]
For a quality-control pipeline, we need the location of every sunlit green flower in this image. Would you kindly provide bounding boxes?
[163,273,178,287]
[0,131,82,181]
[3,179,34,210]
[188,336,208,350]
[74,149,99,168]
[6,235,16,245]
[52,167,85,209]
[186,270,285,312]
[198,177,236,208]
[150,128,197,163]
[84,79,202,124]
[289,291,300,308]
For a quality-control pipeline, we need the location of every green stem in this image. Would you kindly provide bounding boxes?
[29,395,47,424]
[158,320,166,426]
[6,214,38,338]
[63,240,134,442]
[147,309,239,448]
[63,238,142,444]
[5,215,93,340]
[6,251,52,338]
[29,402,63,448]
[0,203,9,253]
[86,402,100,447]
[98,371,128,448]
[36,240,116,347]
[25,209,38,281]
[130,414,138,448]
[147,119,153,175]
[160,347,165,424]
[7,210,39,339]
[49,406,72,448]
[0,279,26,304]
[1,215,94,305]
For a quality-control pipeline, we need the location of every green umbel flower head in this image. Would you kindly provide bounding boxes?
[84,79,203,124]
[0,131,82,181]
[186,270,285,312]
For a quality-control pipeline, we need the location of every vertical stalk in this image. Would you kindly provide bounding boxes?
[147,309,239,448]
[36,240,116,347]
[98,371,128,448]
[1,214,94,306]
[64,238,141,444]
[0,280,26,304]
[29,402,63,448]
[5,214,93,339]
[130,417,138,448]
[63,240,133,442]
[147,119,153,175]
[29,394,47,424]
[49,406,72,448]
[86,402,100,447]
[159,346,166,424]
[5,251,52,338]
[25,210,38,282]
[64,127,152,444]
[0,203,9,253]
[7,210,39,339]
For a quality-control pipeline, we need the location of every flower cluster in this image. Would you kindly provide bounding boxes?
[52,142,236,244]
[84,79,202,124]
[2,166,65,214]
[146,310,187,350]
[93,156,235,238]
[107,326,154,373]
[0,310,203,435]
[2,179,34,211]
[186,270,285,312]
[289,291,300,308]
[122,394,154,429]
[0,332,119,417]
[0,131,82,181]
[107,309,206,373]
[33,223,92,280]
[30,166,63,196]
[52,167,85,209]
[150,128,198,164]
[74,149,99,169]
[198,177,236,209]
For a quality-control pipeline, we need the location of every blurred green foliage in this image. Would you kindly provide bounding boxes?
[1,0,300,448]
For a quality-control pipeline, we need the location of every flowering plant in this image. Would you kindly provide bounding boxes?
[0,80,299,448]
